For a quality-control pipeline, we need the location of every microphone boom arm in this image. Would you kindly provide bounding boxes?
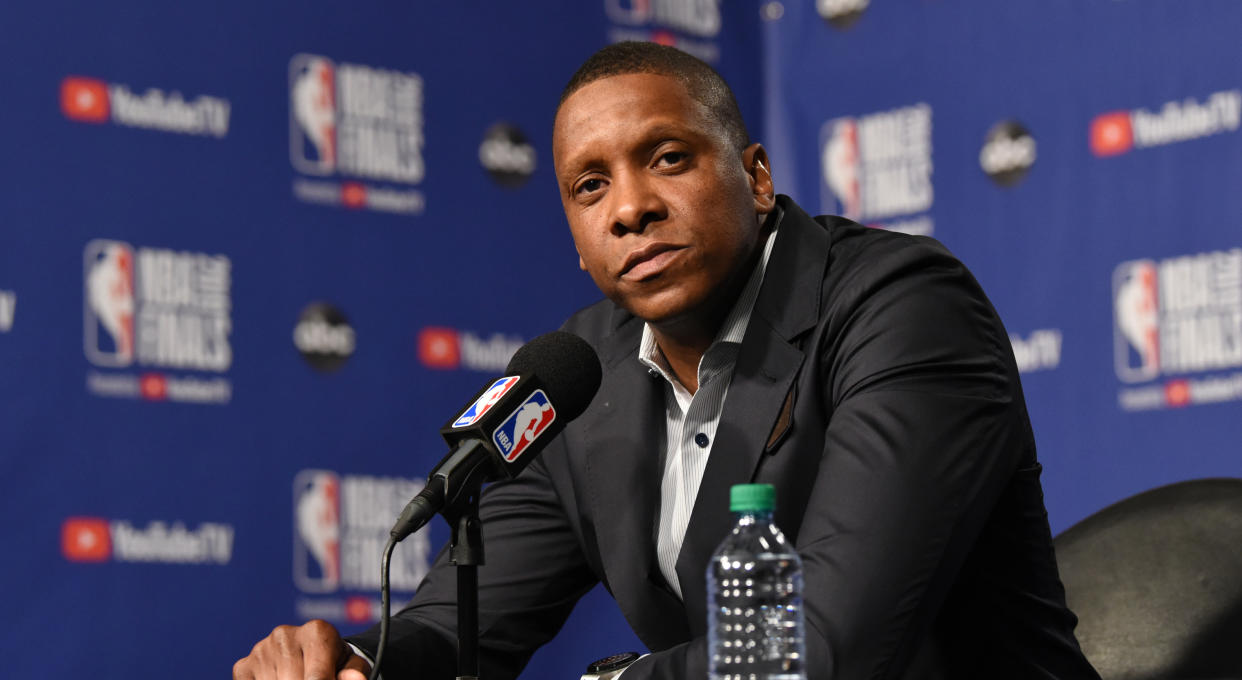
[389,438,493,543]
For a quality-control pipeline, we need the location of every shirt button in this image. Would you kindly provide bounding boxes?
[694,432,710,448]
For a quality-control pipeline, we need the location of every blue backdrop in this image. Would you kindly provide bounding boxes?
[2,1,1238,678]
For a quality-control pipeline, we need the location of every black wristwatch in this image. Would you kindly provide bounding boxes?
[581,652,641,679]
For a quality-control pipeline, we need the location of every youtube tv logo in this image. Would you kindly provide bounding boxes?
[417,327,524,372]
[59,74,232,136]
[1090,90,1241,158]
[1090,111,1133,157]
[418,327,461,369]
[61,515,235,564]
[61,77,110,123]
[62,517,112,562]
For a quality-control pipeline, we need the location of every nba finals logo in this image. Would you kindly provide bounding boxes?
[604,0,722,63]
[820,103,934,236]
[288,54,427,215]
[292,469,433,623]
[1113,250,1242,411]
[83,239,233,404]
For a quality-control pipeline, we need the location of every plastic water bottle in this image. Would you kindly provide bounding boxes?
[707,484,807,680]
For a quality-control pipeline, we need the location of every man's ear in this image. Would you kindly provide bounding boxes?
[577,250,587,271]
[742,143,776,216]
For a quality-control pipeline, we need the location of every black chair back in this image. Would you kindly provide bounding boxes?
[1055,478,1242,679]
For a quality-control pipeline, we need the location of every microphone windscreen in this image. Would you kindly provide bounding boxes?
[506,331,602,422]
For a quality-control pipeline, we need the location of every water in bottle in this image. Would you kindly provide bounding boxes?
[707,483,807,680]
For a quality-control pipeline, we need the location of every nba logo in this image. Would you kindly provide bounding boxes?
[821,116,862,220]
[290,54,337,175]
[293,470,341,593]
[492,390,556,462]
[1114,259,1161,383]
[453,376,520,428]
[605,0,651,24]
[84,239,136,367]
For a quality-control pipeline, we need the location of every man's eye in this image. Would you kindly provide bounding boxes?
[577,178,603,194]
[657,151,687,166]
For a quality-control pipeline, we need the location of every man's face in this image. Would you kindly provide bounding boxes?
[552,73,773,327]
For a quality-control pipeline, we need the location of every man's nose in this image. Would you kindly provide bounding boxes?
[610,172,666,234]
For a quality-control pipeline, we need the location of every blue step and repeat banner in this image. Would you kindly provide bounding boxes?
[1,1,1238,678]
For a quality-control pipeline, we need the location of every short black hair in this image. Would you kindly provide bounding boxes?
[558,41,750,151]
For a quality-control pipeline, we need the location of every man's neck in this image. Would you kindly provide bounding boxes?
[648,323,716,395]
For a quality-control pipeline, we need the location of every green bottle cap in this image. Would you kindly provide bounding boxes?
[730,483,775,512]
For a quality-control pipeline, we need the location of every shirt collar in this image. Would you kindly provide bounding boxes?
[638,209,782,383]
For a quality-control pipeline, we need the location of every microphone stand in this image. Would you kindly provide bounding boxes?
[392,439,493,679]
[443,477,485,680]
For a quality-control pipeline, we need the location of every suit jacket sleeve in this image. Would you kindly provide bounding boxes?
[795,233,1034,679]
[347,450,599,680]
[623,228,1042,679]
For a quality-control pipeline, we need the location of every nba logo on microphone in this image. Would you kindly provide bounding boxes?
[1113,259,1160,383]
[492,391,556,462]
[84,239,136,367]
[293,470,341,593]
[453,376,520,428]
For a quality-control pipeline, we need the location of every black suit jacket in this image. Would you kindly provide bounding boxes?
[351,197,1099,680]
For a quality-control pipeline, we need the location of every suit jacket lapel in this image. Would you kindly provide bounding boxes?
[586,308,691,648]
[674,198,830,636]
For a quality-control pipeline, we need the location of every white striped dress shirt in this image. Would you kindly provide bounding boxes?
[638,222,778,599]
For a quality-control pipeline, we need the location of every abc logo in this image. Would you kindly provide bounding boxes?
[479,123,536,188]
[980,120,1037,187]
[294,302,356,372]
[818,0,869,29]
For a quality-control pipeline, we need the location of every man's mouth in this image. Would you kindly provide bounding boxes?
[620,243,685,281]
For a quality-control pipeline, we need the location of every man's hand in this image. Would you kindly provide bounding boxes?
[233,619,373,680]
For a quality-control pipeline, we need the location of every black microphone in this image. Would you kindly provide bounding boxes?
[389,330,602,541]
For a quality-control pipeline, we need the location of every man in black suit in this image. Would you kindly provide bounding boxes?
[235,42,1098,680]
